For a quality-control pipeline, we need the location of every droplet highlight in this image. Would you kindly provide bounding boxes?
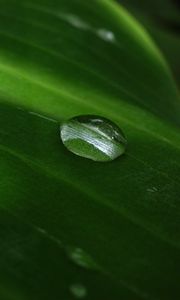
[67,247,98,270]
[60,115,127,162]
[70,284,87,299]
[58,13,90,30]
[147,187,158,193]
[96,28,116,43]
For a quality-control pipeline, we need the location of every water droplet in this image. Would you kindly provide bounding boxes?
[58,13,90,30]
[70,284,87,299]
[60,115,127,162]
[67,247,98,270]
[96,28,116,43]
[147,187,158,193]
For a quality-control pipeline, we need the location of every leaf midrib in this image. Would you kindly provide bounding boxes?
[0,60,180,152]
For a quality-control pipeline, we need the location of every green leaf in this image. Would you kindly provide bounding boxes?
[0,0,180,299]
[120,0,180,86]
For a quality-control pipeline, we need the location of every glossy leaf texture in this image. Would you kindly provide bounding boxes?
[0,0,180,299]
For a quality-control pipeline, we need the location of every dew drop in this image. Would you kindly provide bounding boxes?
[60,115,127,162]
[58,13,90,30]
[67,247,98,270]
[147,187,158,193]
[96,28,116,42]
[70,284,87,299]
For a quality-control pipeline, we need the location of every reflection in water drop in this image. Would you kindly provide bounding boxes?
[60,115,127,162]
[70,284,87,299]
[68,247,97,270]
[96,28,116,43]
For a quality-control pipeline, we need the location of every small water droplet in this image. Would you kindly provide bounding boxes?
[58,13,90,30]
[60,115,127,162]
[67,247,97,269]
[147,187,158,193]
[70,284,87,299]
[96,28,116,43]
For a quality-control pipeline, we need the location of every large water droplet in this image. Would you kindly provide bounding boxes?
[60,115,127,162]
[69,284,87,298]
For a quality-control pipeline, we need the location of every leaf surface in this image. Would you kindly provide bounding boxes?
[0,0,180,299]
